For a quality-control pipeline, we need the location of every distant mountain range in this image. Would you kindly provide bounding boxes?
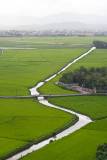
[0,12,107,30]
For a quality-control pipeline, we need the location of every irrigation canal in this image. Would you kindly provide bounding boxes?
[7,47,96,160]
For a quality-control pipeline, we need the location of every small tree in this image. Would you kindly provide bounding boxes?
[59,66,107,90]
[96,143,107,160]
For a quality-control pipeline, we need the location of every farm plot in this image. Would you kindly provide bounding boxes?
[0,38,106,160]
[0,40,89,49]
[0,47,89,96]
[49,96,107,120]
[0,98,73,158]
[33,48,107,160]
[1,36,107,44]
[21,119,107,160]
[39,49,107,94]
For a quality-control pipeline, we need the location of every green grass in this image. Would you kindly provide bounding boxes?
[0,38,107,159]
[0,40,89,158]
[0,47,89,95]
[66,49,107,71]
[49,96,107,120]
[34,47,107,160]
[39,49,107,95]
[39,81,77,95]
[0,98,73,157]
[21,119,107,160]
[0,40,89,49]
[1,37,107,44]
[0,137,25,158]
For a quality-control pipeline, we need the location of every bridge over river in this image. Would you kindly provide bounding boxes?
[0,93,107,99]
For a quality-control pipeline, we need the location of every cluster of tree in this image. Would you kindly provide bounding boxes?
[59,66,107,90]
[93,41,107,49]
[96,143,107,160]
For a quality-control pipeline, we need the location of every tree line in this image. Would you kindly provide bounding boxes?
[96,143,107,160]
[93,41,107,49]
[59,66,107,90]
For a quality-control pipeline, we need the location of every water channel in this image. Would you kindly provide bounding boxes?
[7,47,96,160]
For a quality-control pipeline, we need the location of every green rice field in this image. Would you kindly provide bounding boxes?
[1,36,107,44]
[39,49,107,94]
[0,41,89,49]
[0,38,90,158]
[0,98,73,157]
[0,47,89,96]
[21,119,107,160]
[20,95,107,160]
[0,37,107,159]
[49,96,107,120]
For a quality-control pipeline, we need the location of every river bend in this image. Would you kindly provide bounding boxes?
[7,47,95,160]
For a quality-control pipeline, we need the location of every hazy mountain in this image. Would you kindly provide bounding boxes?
[0,12,107,30]
[10,21,87,30]
[35,12,107,25]
[6,22,107,31]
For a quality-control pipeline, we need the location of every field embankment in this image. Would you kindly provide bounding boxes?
[0,47,89,96]
[0,98,74,159]
[21,119,107,160]
[49,95,107,120]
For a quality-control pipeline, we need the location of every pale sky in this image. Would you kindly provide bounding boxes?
[0,0,107,17]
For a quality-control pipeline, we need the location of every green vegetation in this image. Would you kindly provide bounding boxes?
[40,49,107,94]
[0,48,88,96]
[96,143,107,160]
[65,49,107,71]
[0,38,107,160]
[0,40,89,49]
[93,40,107,49]
[0,138,24,159]
[1,36,107,44]
[49,96,107,120]
[0,39,90,158]
[21,119,107,160]
[37,44,107,160]
[59,66,107,89]
[0,98,73,158]
[1,115,78,160]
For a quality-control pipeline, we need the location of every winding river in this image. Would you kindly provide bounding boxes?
[7,47,96,160]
